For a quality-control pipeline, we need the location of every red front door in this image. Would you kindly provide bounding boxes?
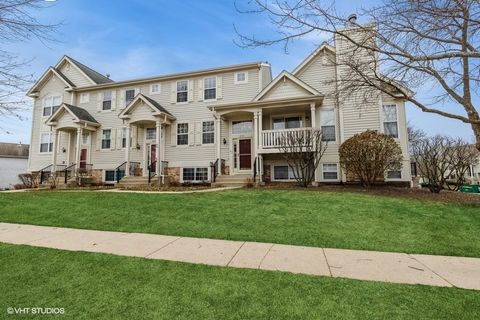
[80,149,87,169]
[150,144,157,173]
[239,139,252,170]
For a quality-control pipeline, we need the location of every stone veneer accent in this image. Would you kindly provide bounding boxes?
[166,167,180,183]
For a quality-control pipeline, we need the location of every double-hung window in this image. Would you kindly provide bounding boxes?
[121,127,128,148]
[204,77,216,100]
[125,89,135,105]
[39,133,53,153]
[202,121,214,144]
[272,116,302,130]
[146,128,156,140]
[43,96,62,117]
[322,164,338,180]
[177,123,188,145]
[101,129,111,149]
[383,105,398,138]
[182,167,208,182]
[320,109,336,141]
[103,91,112,110]
[176,80,188,103]
[273,165,296,180]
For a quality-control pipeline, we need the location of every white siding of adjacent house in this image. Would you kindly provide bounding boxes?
[0,157,28,189]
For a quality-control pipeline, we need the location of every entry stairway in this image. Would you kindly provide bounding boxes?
[211,174,253,187]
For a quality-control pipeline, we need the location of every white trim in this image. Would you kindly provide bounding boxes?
[176,80,189,103]
[271,164,297,182]
[381,103,399,139]
[292,43,336,75]
[39,132,54,154]
[203,76,217,101]
[149,83,161,95]
[321,163,340,182]
[100,128,113,150]
[180,167,211,183]
[79,93,90,104]
[55,56,96,86]
[176,122,189,147]
[201,120,215,145]
[234,71,249,84]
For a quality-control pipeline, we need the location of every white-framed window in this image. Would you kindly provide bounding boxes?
[234,72,248,84]
[320,109,336,141]
[272,116,303,129]
[82,132,90,145]
[383,104,398,138]
[121,127,128,148]
[105,170,116,182]
[103,91,112,110]
[273,165,296,180]
[146,128,156,140]
[202,121,214,144]
[387,169,402,179]
[232,120,253,135]
[125,89,135,106]
[177,123,188,145]
[39,132,53,153]
[150,83,161,94]
[79,93,90,104]
[322,163,338,180]
[176,80,188,103]
[182,167,208,182]
[204,77,216,100]
[101,129,111,149]
[43,95,62,117]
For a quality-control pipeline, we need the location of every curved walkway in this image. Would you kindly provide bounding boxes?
[0,222,479,290]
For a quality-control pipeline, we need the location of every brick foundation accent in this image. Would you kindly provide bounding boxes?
[91,169,103,184]
[166,167,180,183]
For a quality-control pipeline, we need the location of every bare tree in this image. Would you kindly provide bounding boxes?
[446,139,479,190]
[236,0,480,151]
[278,128,328,187]
[0,0,59,129]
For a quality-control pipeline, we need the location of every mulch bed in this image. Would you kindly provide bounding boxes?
[120,185,213,192]
[262,183,480,205]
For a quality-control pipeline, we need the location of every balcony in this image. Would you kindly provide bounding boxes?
[260,127,313,152]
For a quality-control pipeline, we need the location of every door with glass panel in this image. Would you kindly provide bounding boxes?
[233,138,252,172]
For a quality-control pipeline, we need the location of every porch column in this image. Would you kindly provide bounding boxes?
[215,116,221,176]
[51,129,59,173]
[253,111,259,178]
[310,103,316,128]
[156,120,161,175]
[258,110,263,149]
[75,127,82,176]
[125,124,131,176]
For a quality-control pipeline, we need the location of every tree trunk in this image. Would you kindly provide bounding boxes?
[472,122,480,152]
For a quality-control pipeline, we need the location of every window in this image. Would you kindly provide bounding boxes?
[322,164,338,180]
[79,93,89,104]
[43,96,62,117]
[183,167,208,182]
[122,127,127,148]
[150,83,161,94]
[273,165,296,180]
[125,89,135,105]
[383,105,398,138]
[82,132,90,145]
[101,129,111,149]
[103,91,112,110]
[320,109,336,141]
[39,133,53,153]
[202,121,214,144]
[235,72,248,84]
[204,77,216,100]
[105,170,116,182]
[146,128,156,140]
[387,169,402,179]
[272,116,302,130]
[176,80,188,103]
[232,120,253,135]
[177,123,188,145]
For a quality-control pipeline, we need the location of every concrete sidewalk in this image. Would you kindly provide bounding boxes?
[0,222,479,290]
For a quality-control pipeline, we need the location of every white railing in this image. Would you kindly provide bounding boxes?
[261,127,313,148]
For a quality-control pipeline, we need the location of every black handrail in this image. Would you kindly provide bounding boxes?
[253,157,257,182]
[78,164,93,176]
[115,162,127,183]
[64,164,76,184]
[211,159,219,182]
[148,160,157,183]
[39,164,53,184]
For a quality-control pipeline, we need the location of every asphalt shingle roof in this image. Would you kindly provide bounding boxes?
[66,56,114,84]
[63,104,99,124]
[141,94,173,116]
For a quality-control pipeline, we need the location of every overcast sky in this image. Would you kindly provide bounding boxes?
[0,0,475,144]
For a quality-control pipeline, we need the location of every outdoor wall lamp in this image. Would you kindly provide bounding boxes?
[223,138,227,145]
[62,147,66,153]
[136,144,141,150]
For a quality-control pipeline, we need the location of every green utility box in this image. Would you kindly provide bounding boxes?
[459,185,480,193]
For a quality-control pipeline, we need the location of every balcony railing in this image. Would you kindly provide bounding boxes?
[261,127,313,148]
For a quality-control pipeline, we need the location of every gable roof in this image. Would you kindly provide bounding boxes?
[119,94,174,119]
[62,56,114,85]
[27,67,75,97]
[253,70,322,101]
[47,103,99,126]
[292,42,335,76]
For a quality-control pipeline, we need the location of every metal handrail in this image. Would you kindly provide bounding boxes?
[78,164,93,176]
[115,162,127,183]
[148,160,157,183]
[39,164,53,184]
[211,159,219,182]
[64,164,76,184]
[253,157,257,182]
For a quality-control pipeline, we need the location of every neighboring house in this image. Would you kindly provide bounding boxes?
[26,28,411,186]
[0,143,29,189]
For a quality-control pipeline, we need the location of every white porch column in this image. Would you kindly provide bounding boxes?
[125,124,131,176]
[75,127,82,176]
[258,110,263,149]
[155,120,161,175]
[310,103,317,128]
[215,115,221,176]
[253,111,259,177]
[51,129,59,173]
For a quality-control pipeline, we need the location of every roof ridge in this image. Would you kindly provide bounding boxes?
[64,55,114,84]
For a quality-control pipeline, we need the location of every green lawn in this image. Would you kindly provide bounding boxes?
[1,243,479,320]
[0,189,479,257]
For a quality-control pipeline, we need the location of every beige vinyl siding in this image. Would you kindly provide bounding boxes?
[260,64,272,90]
[260,79,311,101]
[58,62,93,87]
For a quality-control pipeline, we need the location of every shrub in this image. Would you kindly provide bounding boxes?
[339,130,403,187]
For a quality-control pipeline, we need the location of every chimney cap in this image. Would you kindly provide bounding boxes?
[347,14,357,24]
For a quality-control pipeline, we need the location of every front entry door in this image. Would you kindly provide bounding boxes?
[238,139,252,170]
[149,144,157,173]
[80,149,87,169]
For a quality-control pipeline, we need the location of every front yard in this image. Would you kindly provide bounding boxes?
[0,189,479,257]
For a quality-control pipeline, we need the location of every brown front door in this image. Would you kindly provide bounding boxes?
[150,144,157,173]
[80,149,87,169]
[239,139,252,170]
